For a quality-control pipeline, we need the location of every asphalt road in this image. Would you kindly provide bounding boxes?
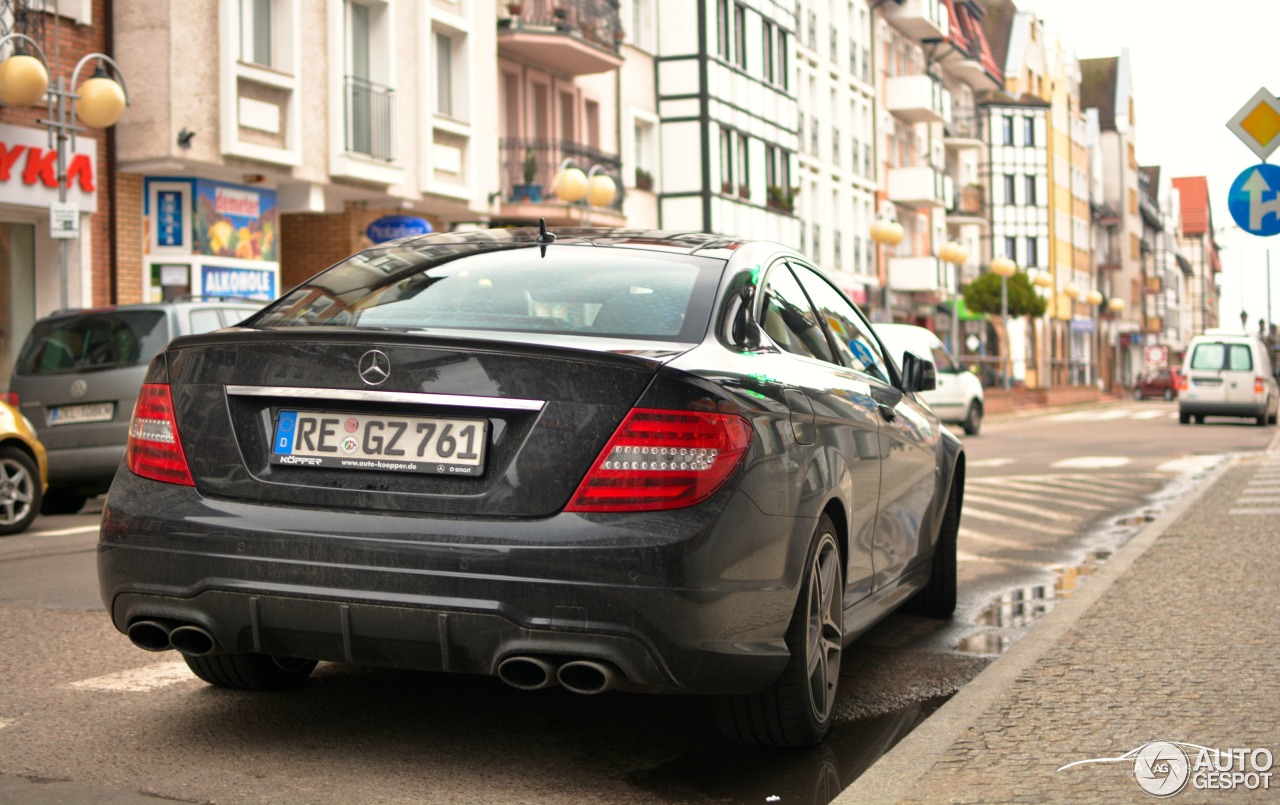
[0,399,1271,805]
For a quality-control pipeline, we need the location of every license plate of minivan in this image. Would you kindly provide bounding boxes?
[49,402,115,425]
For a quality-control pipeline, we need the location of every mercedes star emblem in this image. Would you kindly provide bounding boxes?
[358,350,391,386]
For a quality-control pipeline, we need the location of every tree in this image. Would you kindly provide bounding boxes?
[962,270,1046,319]
[963,270,1046,390]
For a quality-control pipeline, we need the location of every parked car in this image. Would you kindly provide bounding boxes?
[8,298,265,514]
[875,323,985,435]
[98,228,965,747]
[1179,330,1279,426]
[1132,368,1179,401]
[0,399,47,535]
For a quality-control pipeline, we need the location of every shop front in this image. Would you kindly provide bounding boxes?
[0,122,97,390]
[143,177,279,303]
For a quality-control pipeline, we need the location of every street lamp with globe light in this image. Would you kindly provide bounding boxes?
[1087,289,1104,385]
[0,33,129,311]
[551,159,617,225]
[868,215,904,319]
[990,254,1017,390]
[1108,296,1127,392]
[1063,283,1082,384]
[937,240,968,355]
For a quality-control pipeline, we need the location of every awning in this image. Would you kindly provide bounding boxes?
[945,297,986,321]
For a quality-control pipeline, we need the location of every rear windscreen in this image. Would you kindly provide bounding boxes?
[248,242,723,342]
[15,311,169,375]
[1189,343,1253,372]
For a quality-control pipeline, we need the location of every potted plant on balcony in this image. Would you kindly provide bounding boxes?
[766,184,798,213]
[634,167,653,191]
[552,2,572,32]
[500,2,524,28]
[512,148,542,202]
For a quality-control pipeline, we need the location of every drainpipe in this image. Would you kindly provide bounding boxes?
[106,0,118,304]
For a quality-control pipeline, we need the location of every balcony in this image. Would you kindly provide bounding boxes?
[944,112,985,149]
[888,165,952,208]
[889,255,946,293]
[345,76,395,162]
[883,0,948,40]
[884,75,950,125]
[498,0,624,76]
[948,184,986,221]
[498,136,625,226]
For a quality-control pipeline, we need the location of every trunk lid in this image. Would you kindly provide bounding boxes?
[165,330,685,517]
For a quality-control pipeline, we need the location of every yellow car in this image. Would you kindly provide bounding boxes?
[0,399,46,535]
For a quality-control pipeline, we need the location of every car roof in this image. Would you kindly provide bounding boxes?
[371,226,752,260]
[40,299,264,319]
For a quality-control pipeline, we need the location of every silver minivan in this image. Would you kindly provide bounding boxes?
[7,299,263,513]
[1178,331,1279,426]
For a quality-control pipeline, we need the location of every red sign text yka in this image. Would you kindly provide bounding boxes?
[0,141,95,192]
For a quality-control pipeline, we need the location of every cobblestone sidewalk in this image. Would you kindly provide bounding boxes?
[839,449,1280,803]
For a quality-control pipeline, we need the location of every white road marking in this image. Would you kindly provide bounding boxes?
[1157,457,1224,473]
[956,528,1030,550]
[962,493,1081,522]
[24,525,99,538]
[961,485,1112,511]
[1230,508,1280,516]
[1131,410,1167,420]
[70,662,195,692]
[968,458,1017,468]
[1026,478,1142,498]
[973,478,1135,505]
[1051,457,1132,469]
[959,506,1071,535]
[956,551,1048,568]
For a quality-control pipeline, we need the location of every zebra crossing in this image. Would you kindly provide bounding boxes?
[1041,406,1180,423]
[1228,453,1280,516]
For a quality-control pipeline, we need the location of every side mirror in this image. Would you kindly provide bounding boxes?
[901,351,937,393]
[725,287,761,350]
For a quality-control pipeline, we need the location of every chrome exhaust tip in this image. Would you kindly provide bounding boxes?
[556,660,619,695]
[497,656,560,690]
[126,620,173,652]
[168,624,217,657]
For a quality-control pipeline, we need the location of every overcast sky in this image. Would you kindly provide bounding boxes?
[1022,0,1278,331]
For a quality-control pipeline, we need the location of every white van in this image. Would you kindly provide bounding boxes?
[875,323,985,435]
[1178,330,1279,426]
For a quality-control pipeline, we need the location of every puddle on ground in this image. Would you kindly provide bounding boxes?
[954,454,1229,657]
[628,696,950,805]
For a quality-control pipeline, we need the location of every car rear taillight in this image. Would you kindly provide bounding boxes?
[126,383,194,486]
[565,408,753,512]
[1256,377,1266,394]
[1,391,17,407]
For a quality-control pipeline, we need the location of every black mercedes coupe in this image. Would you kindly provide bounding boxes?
[100,227,964,747]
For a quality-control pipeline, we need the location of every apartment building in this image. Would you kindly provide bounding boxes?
[1079,50,1143,386]
[790,0,877,307]
[653,1,799,247]
[1137,166,1191,364]
[1170,175,1221,337]
[0,0,107,387]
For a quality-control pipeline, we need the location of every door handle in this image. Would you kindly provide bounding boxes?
[878,404,896,422]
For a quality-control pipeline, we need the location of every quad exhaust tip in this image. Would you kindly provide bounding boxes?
[497,656,560,690]
[556,660,619,695]
[167,624,217,657]
[126,620,173,652]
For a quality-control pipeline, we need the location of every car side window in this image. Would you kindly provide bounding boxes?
[931,345,958,374]
[759,265,835,363]
[1228,345,1253,371]
[189,309,225,335]
[790,263,890,385]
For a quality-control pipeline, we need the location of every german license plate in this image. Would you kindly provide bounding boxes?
[270,410,487,475]
[49,402,114,425]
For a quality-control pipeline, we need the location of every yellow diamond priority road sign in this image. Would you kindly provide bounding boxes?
[1228,87,1280,161]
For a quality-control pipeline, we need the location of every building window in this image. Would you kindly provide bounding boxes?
[1024,116,1035,146]
[779,31,790,90]
[1002,115,1014,146]
[763,20,775,83]
[734,4,748,69]
[1026,237,1039,267]
[766,144,778,187]
[1025,175,1037,206]
[1003,174,1016,205]
[832,126,840,167]
[720,128,734,194]
[1004,236,1016,260]
[241,0,274,66]
[737,132,750,197]
[435,32,454,118]
[849,39,857,76]
[633,116,656,189]
[834,229,842,267]
[717,0,730,59]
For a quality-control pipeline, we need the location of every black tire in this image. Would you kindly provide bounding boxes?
[0,446,42,536]
[184,653,317,691]
[961,402,982,436]
[1270,408,1277,425]
[40,488,87,516]
[1194,415,1205,424]
[1163,389,1174,401]
[1133,388,1145,401]
[1179,412,1190,425]
[715,516,843,747]
[906,478,960,618]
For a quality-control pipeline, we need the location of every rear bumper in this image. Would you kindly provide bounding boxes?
[1178,400,1266,418]
[45,444,123,491]
[98,471,809,695]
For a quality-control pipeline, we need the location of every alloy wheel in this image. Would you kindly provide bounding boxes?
[0,456,36,528]
[805,535,843,723]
